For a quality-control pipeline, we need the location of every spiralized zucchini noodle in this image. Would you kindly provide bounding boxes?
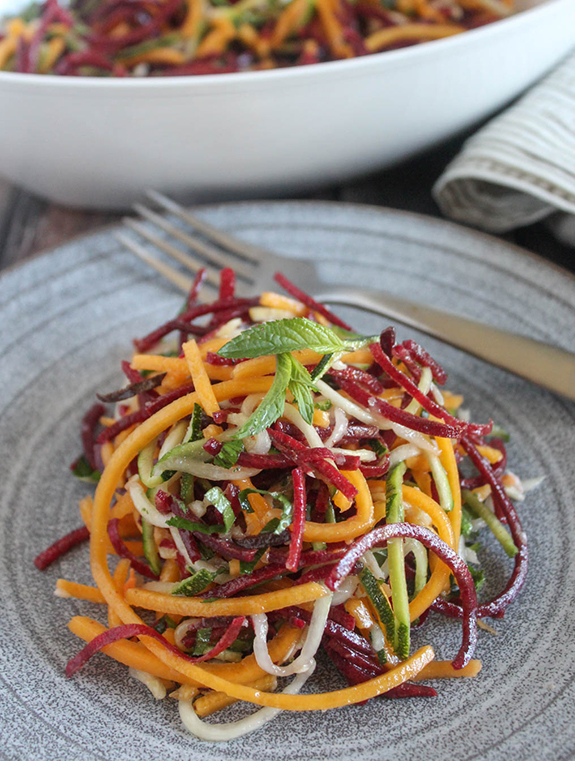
[34,267,537,741]
[1,0,514,76]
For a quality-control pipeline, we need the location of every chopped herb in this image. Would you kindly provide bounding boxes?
[204,487,236,532]
[213,439,244,469]
[261,518,281,534]
[192,627,213,655]
[314,399,332,412]
[238,488,293,533]
[240,548,265,574]
[227,636,253,652]
[71,455,100,483]
[167,516,227,535]
[198,543,215,561]
[154,614,178,633]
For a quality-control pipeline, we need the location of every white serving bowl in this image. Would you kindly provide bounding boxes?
[0,0,573,209]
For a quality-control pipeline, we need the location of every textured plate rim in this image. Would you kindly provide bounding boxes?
[2,199,574,287]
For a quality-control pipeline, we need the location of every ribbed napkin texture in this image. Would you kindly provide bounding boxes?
[433,50,575,239]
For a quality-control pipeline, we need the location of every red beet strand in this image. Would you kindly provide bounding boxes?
[273,272,352,331]
[96,381,195,444]
[371,342,492,438]
[329,366,385,395]
[33,526,90,571]
[336,377,463,439]
[396,339,448,385]
[107,519,159,579]
[194,532,258,562]
[218,267,236,301]
[286,468,307,571]
[187,268,207,308]
[82,403,106,470]
[134,297,257,353]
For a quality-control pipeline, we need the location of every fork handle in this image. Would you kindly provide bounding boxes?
[318,287,575,401]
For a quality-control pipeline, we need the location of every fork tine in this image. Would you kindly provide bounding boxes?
[115,232,193,294]
[146,189,264,265]
[133,202,255,281]
[123,217,221,288]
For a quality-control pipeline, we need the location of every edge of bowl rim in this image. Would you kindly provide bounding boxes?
[0,0,571,89]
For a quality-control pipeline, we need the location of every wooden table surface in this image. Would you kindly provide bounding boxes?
[1,138,573,275]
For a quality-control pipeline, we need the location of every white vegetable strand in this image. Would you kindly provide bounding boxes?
[251,591,332,677]
[324,407,348,448]
[178,664,316,741]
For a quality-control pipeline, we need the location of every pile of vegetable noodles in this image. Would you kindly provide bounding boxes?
[1,0,514,76]
[34,266,535,742]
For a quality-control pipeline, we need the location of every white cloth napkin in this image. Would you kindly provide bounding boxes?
[433,49,575,246]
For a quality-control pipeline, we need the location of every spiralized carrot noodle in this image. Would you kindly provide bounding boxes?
[2,1,514,77]
[36,269,531,741]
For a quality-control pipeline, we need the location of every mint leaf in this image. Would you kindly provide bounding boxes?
[218,318,347,359]
[287,355,315,425]
[167,516,227,535]
[236,353,292,438]
[204,486,235,532]
[213,439,244,469]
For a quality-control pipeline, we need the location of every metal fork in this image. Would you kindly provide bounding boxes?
[116,190,575,401]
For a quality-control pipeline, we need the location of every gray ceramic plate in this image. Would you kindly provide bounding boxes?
[1,202,574,761]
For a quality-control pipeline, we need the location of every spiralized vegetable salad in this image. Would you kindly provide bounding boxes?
[34,267,536,741]
[2,0,514,76]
